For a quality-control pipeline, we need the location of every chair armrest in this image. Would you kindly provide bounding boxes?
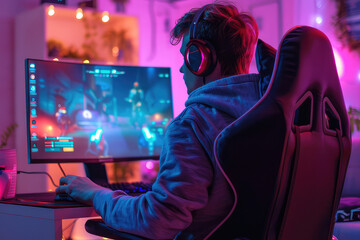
[85,219,149,240]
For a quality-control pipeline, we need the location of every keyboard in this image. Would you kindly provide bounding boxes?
[54,182,153,202]
[100,182,153,194]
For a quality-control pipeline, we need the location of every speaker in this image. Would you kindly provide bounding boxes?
[185,4,217,76]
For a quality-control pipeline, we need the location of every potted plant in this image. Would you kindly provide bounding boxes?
[0,123,17,199]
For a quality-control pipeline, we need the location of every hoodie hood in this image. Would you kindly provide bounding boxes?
[185,74,261,119]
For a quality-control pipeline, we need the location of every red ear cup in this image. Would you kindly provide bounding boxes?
[184,4,216,77]
[185,39,216,76]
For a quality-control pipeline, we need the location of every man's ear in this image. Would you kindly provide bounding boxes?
[255,39,276,97]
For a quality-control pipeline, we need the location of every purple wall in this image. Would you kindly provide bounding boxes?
[2,0,360,148]
[1,3,16,149]
[0,0,39,148]
[294,0,360,114]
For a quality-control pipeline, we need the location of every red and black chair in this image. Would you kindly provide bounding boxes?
[211,25,351,240]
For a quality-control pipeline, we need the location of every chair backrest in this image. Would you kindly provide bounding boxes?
[209,26,352,240]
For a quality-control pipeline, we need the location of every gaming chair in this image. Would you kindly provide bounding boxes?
[209,25,351,239]
[85,26,351,240]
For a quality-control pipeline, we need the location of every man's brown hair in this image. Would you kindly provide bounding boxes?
[170,3,259,76]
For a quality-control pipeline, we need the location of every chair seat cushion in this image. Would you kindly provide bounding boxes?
[85,219,149,240]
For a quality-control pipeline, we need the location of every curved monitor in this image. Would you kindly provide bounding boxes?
[25,59,173,163]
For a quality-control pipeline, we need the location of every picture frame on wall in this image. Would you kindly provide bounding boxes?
[249,0,283,49]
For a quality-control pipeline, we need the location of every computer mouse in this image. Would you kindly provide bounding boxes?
[54,193,75,202]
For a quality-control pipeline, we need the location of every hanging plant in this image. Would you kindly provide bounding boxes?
[333,0,360,56]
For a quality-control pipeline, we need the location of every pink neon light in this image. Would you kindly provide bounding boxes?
[333,48,344,78]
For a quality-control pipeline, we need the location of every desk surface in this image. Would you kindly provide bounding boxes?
[0,192,98,240]
[0,192,98,220]
[0,192,86,208]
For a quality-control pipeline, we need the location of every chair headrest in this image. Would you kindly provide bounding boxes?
[267,26,349,136]
[255,39,276,97]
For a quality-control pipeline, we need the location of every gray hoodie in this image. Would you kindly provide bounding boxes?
[93,73,261,240]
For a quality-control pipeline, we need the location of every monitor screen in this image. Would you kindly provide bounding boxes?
[25,59,173,163]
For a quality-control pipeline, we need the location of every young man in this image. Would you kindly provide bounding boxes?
[57,3,261,239]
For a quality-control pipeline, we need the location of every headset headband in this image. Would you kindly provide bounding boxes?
[189,4,212,39]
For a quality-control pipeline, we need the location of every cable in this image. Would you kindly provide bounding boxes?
[58,163,66,177]
[17,171,59,188]
[62,219,77,240]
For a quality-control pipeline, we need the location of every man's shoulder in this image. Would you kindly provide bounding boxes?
[171,105,200,124]
[169,104,226,133]
[217,73,260,85]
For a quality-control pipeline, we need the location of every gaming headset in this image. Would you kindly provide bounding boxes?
[185,4,217,77]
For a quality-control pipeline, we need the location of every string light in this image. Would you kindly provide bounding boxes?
[83,59,90,63]
[48,5,55,16]
[102,11,110,23]
[315,16,323,24]
[76,8,83,20]
[314,0,323,26]
[53,58,59,61]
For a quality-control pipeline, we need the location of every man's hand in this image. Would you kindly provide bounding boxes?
[55,175,107,205]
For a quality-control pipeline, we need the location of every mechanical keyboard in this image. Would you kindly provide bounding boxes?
[54,182,153,202]
[100,182,153,194]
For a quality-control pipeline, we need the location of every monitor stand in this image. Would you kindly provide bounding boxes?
[83,163,109,186]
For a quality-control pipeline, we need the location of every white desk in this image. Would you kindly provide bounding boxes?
[333,222,360,240]
[0,193,98,240]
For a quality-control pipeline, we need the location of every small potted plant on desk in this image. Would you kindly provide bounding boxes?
[0,123,17,200]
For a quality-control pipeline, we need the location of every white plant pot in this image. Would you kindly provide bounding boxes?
[0,149,17,199]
